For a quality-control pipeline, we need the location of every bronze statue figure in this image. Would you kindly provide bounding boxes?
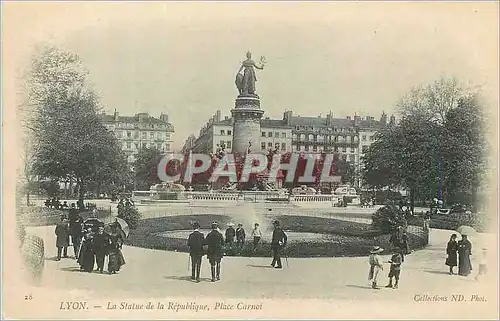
[235,52,266,96]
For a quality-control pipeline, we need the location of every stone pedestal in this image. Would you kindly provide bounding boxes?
[231,95,264,155]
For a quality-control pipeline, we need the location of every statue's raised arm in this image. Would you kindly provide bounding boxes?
[235,51,266,96]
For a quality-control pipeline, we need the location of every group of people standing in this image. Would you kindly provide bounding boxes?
[222,222,265,255]
[445,233,487,280]
[187,219,288,283]
[54,207,126,275]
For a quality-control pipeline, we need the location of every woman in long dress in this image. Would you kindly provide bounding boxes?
[107,224,126,274]
[236,52,264,96]
[457,234,472,276]
[445,233,458,275]
[77,228,95,272]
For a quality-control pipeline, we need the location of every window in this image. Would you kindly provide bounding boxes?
[157,143,162,149]
[346,136,351,142]
[142,143,147,148]
[227,141,232,149]
[262,132,266,137]
[220,130,225,135]
[281,143,286,151]
[165,133,171,140]
[135,143,139,149]
[261,142,266,150]
[268,142,273,148]
[165,143,171,151]
[351,147,355,153]
[362,146,369,153]
[292,133,297,140]
[305,145,310,151]
[126,142,131,149]
[281,132,286,138]
[300,134,306,141]
[362,135,367,141]
[150,132,154,138]
[134,131,139,139]
[308,134,314,141]
[142,132,147,139]
[346,154,350,162]
[342,147,346,153]
[275,132,279,138]
[127,131,131,138]
[157,132,163,140]
[268,132,273,138]
[227,130,232,135]
[312,146,317,152]
[334,146,339,152]
[369,136,374,141]
[275,143,280,150]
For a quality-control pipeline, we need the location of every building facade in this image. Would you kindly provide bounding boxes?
[100,110,175,164]
[185,110,293,155]
[183,109,394,187]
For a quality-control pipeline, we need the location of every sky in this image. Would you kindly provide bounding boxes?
[6,2,499,150]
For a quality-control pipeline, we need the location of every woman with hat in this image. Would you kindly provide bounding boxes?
[368,245,384,289]
[205,222,225,282]
[445,234,458,275]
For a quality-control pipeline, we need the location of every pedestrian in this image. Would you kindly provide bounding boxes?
[401,231,410,255]
[251,223,262,252]
[92,226,110,274]
[78,227,95,272]
[386,247,403,289]
[206,222,224,282]
[235,223,246,253]
[55,216,70,261]
[445,234,458,275]
[475,248,488,281]
[108,223,126,274]
[68,204,83,259]
[187,222,205,282]
[457,234,473,276]
[368,246,384,289]
[270,220,287,269]
[423,211,431,230]
[225,222,236,255]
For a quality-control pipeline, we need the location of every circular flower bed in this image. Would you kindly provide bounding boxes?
[126,214,428,258]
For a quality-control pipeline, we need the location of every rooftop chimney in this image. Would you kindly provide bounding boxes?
[160,113,169,123]
[113,109,119,121]
[380,112,387,125]
[215,110,222,122]
[346,116,351,120]
[283,110,293,125]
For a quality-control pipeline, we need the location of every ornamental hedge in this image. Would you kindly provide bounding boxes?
[126,214,428,258]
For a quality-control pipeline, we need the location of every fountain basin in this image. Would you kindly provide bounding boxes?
[155,230,332,242]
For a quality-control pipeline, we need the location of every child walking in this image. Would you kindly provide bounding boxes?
[386,247,403,289]
[368,246,384,289]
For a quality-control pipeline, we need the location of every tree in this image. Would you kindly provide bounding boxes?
[133,147,163,190]
[364,77,486,209]
[24,45,128,206]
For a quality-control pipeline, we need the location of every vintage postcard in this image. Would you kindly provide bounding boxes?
[2,1,499,319]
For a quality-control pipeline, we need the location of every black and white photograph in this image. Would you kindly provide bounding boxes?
[2,2,499,319]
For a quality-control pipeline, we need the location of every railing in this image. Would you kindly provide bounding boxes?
[293,194,340,202]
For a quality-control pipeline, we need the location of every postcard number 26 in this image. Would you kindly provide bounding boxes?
[24,294,33,301]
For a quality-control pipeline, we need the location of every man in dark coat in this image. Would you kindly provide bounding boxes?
[55,216,70,260]
[225,223,236,255]
[187,222,205,282]
[92,226,110,273]
[206,222,225,282]
[270,220,288,269]
[235,223,246,253]
[68,204,83,258]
